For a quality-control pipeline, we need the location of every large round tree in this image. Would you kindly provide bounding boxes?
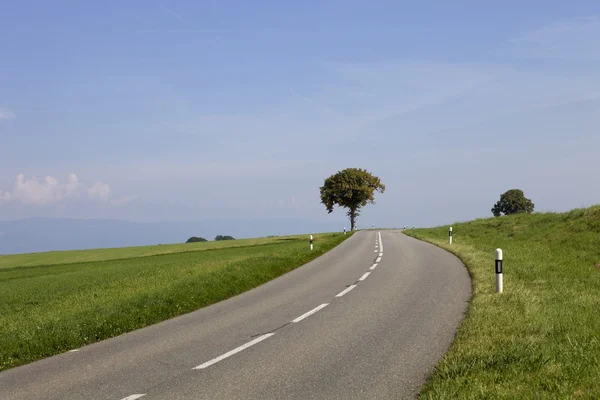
[320,168,385,230]
[491,189,535,216]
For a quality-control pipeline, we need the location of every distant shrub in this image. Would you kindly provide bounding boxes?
[186,237,207,243]
[492,189,535,217]
[215,235,235,241]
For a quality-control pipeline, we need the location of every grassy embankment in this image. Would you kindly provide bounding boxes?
[406,206,600,399]
[0,236,308,269]
[0,232,350,371]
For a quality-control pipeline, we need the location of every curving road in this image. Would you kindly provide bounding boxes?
[0,230,471,399]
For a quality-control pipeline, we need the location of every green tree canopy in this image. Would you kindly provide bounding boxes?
[215,235,235,241]
[319,168,385,230]
[492,189,535,217]
[186,236,207,243]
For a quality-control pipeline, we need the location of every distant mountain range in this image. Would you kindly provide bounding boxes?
[0,217,346,255]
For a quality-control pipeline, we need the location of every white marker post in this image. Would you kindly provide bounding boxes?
[310,235,313,251]
[449,226,453,244]
[372,224,374,230]
[343,227,346,235]
[495,249,503,293]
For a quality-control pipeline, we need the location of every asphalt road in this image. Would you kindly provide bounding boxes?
[0,230,471,400]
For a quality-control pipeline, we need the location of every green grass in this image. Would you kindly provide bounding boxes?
[0,232,351,371]
[405,206,600,399]
[0,236,311,269]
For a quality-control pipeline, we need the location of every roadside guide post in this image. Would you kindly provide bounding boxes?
[449,226,453,244]
[310,235,314,251]
[496,249,503,293]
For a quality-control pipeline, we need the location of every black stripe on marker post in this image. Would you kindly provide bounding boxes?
[495,259,503,274]
[495,248,503,293]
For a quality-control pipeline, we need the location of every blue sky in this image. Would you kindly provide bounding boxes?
[1,0,600,228]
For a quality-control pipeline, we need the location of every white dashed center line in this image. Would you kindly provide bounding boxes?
[188,232,384,377]
[292,303,329,323]
[120,395,146,400]
[335,285,357,298]
[193,333,275,370]
[119,230,387,398]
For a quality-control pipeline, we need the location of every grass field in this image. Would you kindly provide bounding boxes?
[406,206,600,399]
[0,236,310,269]
[0,232,350,371]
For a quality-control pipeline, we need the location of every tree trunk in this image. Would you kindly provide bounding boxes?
[350,208,357,230]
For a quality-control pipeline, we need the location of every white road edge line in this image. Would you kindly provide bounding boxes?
[376,257,382,263]
[193,333,275,370]
[379,252,383,257]
[292,303,329,323]
[369,263,378,270]
[374,250,378,252]
[120,395,146,400]
[359,272,371,281]
[335,285,357,297]
[379,231,383,252]
[68,349,79,353]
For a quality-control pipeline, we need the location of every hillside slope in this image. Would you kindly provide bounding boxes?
[406,206,600,399]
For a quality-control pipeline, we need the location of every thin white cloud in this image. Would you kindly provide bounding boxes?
[88,182,111,201]
[110,196,137,206]
[309,55,600,143]
[134,29,225,34]
[0,174,80,206]
[0,174,132,207]
[501,15,600,60]
[288,88,336,115]
[65,173,81,196]
[0,108,15,120]
[156,0,184,21]
[88,182,136,206]
[98,159,322,182]
[0,190,10,202]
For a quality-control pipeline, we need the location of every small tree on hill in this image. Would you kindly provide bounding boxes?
[186,236,207,243]
[319,168,385,230]
[492,189,535,217]
[215,235,235,241]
